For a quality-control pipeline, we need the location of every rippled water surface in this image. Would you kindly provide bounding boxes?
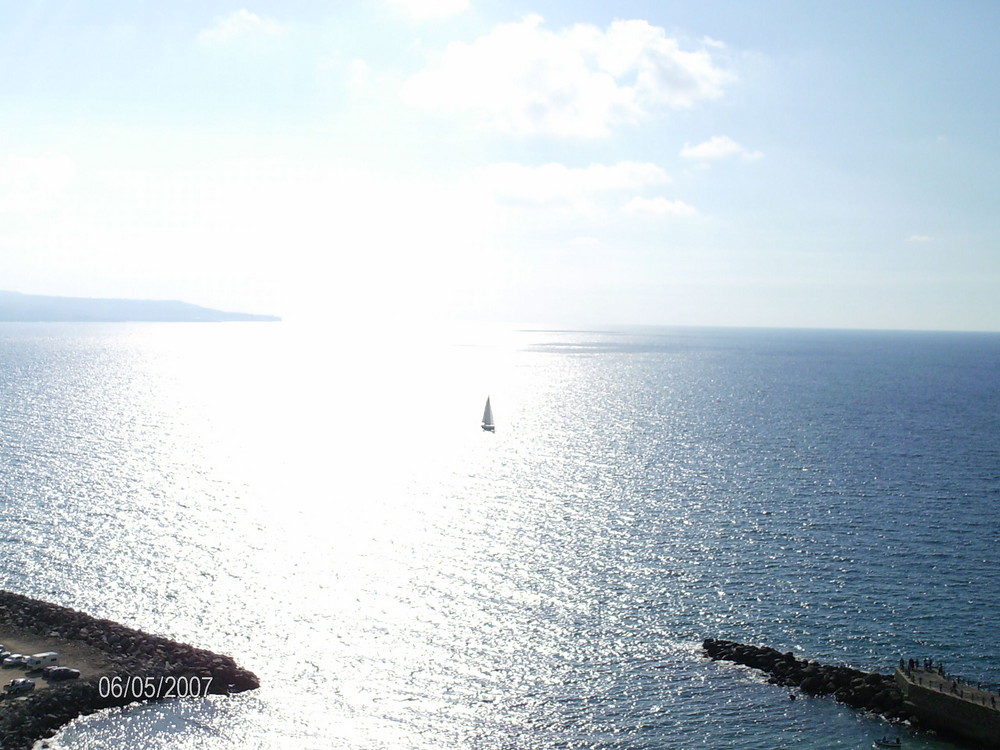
[0,323,997,749]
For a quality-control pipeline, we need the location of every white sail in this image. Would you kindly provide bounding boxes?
[481,397,495,431]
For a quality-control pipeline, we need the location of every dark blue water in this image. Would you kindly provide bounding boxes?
[0,324,996,749]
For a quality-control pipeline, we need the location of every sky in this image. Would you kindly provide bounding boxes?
[2,0,999,330]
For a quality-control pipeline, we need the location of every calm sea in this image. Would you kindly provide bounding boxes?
[0,323,997,749]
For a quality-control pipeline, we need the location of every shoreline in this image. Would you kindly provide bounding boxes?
[0,590,258,750]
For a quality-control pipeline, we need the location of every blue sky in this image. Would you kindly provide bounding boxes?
[2,1,998,330]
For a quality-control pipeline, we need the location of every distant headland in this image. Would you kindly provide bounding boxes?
[0,290,280,323]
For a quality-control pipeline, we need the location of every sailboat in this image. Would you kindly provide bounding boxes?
[481,397,495,432]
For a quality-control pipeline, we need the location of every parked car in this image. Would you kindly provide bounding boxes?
[41,666,80,681]
[3,678,34,695]
[2,655,27,668]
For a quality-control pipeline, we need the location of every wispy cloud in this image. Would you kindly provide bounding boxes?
[622,196,697,217]
[346,59,373,92]
[479,161,669,210]
[680,135,762,162]
[404,15,731,137]
[908,234,933,243]
[197,9,285,45]
[386,0,469,19]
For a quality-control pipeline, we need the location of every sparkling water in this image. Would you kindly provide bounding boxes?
[0,323,996,749]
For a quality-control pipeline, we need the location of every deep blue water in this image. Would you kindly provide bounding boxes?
[0,323,997,749]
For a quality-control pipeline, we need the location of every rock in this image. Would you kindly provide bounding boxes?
[0,589,260,750]
[702,637,903,729]
[799,675,823,694]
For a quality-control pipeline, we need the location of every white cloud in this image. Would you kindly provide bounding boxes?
[477,161,669,210]
[346,59,373,92]
[0,153,75,213]
[404,15,731,137]
[680,135,762,162]
[197,9,285,45]
[387,0,469,20]
[908,234,933,243]
[622,196,697,217]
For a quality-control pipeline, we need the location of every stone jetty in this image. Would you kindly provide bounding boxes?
[0,590,258,750]
[703,638,909,719]
[703,638,1000,749]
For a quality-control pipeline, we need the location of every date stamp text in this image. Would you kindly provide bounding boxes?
[98,674,213,700]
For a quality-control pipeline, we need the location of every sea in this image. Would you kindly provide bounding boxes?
[0,322,997,749]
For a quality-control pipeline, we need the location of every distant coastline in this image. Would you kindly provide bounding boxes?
[0,290,280,323]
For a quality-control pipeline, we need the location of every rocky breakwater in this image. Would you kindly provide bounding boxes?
[703,638,911,724]
[0,590,259,750]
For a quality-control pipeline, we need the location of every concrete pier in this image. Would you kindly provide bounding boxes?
[895,667,1000,749]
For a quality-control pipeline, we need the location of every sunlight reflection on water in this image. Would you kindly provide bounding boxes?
[0,324,992,749]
